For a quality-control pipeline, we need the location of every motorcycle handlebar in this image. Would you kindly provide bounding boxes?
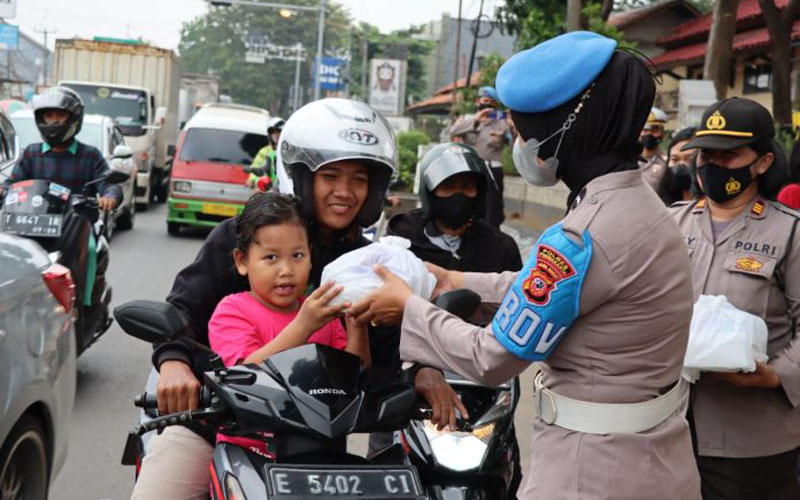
[134,387,214,411]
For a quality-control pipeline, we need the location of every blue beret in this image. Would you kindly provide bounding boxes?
[477,86,499,101]
[496,31,617,114]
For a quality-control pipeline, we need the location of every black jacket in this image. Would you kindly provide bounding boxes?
[152,218,372,374]
[386,209,523,274]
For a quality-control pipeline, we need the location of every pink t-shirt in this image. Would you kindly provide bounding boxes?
[207,291,348,457]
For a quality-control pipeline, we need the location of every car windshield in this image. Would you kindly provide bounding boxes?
[11,116,104,154]
[179,128,269,165]
[63,83,148,137]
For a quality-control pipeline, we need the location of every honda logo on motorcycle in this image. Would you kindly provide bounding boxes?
[339,128,379,146]
[308,388,348,396]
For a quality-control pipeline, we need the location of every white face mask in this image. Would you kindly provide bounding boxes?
[511,131,563,186]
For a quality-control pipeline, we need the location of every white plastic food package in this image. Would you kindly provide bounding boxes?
[320,236,436,306]
[683,295,769,378]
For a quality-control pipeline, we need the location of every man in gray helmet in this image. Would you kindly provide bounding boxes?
[1,86,122,209]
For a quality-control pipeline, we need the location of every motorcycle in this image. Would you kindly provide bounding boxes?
[118,291,486,500]
[0,170,129,354]
[397,372,521,500]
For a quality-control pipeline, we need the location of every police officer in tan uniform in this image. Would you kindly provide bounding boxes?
[638,107,669,194]
[447,86,510,227]
[349,32,701,500]
[670,97,799,499]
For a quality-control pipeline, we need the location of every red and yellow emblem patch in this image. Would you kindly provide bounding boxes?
[735,256,763,272]
[522,245,575,306]
[751,201,765,216]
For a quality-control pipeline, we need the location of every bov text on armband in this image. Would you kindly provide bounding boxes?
[492,223,592,361]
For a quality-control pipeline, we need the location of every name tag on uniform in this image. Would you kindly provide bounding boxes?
[492,223,592,361]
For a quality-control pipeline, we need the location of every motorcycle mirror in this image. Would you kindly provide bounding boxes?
[112,145,133,159]
[104,169,130,185]
[114,300,188,343]
[433,289,481,322]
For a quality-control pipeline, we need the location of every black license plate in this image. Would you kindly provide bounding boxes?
[264,464,424,499]
[2,213,63,237]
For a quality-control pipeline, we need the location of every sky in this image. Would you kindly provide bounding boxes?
[11,0,499,52]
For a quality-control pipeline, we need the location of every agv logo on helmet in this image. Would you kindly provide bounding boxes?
[339,128,379,146]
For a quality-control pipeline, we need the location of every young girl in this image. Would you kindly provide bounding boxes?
[207,191,370,456]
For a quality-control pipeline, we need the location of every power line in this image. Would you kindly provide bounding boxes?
[34,26,55,84]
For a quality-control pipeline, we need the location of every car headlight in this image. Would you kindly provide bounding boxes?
[173,180,192,193]
[420,420,492,472]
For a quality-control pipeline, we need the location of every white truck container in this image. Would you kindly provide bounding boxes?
[54,38,181,209]
[179,74,220,129]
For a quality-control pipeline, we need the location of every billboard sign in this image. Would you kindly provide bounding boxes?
[0,24,18,50]
[369,58,406,116]
[313,57,346,92]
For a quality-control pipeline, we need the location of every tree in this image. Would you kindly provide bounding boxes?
[759,0,800,127]
[178,0,350,115]
[703,0,739,100]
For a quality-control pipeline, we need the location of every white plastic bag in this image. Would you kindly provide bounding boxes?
[320,236,436,306]
[683,295,769,377]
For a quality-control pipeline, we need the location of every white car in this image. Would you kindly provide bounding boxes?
[10,111,138,236]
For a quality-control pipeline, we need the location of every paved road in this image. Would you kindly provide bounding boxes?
[49,204,540,499]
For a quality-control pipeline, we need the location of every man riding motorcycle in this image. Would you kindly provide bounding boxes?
[1,86,121,209]
[249,116,285,187]
[132,99,464,500]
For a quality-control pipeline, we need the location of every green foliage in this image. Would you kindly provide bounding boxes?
[396,130,431,188]
[495,0,712,49]
[178,0,350,115]
[346,23,434,105]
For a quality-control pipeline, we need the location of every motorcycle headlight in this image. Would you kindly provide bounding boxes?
[421,420,492,472]
[173,180,192,193]
[224,473,248,500]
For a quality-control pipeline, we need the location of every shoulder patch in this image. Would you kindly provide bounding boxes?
[751,201,765,216]
[492,222,592,361]
[772,201,800,219]
[695,198,707,210]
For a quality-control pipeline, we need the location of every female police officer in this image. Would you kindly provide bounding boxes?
[670,97,799,499]
[349,31,700,499]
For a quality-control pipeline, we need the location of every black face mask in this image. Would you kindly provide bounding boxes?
[664,163,693,201]
[697,159,758,203]
[639,133,660,150]
[477,102,495,110]
[430,193,477,229]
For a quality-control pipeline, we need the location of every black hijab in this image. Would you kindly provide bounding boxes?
[511,51,656,208]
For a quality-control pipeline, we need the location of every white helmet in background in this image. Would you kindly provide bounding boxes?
[276,98,398,226]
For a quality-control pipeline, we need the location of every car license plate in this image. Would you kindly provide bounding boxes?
[2,213,62,237]
[264,465,424,499]
[201,203,237,217]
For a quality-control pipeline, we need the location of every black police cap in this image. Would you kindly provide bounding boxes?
[682,97,774,151]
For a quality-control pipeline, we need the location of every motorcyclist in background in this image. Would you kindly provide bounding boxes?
[0,86,122,209]
[387,142,522,273]
[249,116,285,187]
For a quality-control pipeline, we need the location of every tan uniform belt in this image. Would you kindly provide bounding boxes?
[533,371,686,435]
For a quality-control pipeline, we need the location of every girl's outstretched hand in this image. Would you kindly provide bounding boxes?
[296,281,349,333]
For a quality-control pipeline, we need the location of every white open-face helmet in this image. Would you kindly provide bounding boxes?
[276,98,398,227]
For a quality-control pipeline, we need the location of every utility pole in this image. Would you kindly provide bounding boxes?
[34,26,56,85]
[361,29,368,100]
[292,43,303,111]
[313,0,326,101]
[454,0,462,86]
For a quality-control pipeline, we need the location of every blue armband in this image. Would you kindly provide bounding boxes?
[491,222,592,361]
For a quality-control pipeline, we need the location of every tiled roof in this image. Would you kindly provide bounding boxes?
[657,0,790,45]
[608,0,699,29]
[652,18,800,67]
